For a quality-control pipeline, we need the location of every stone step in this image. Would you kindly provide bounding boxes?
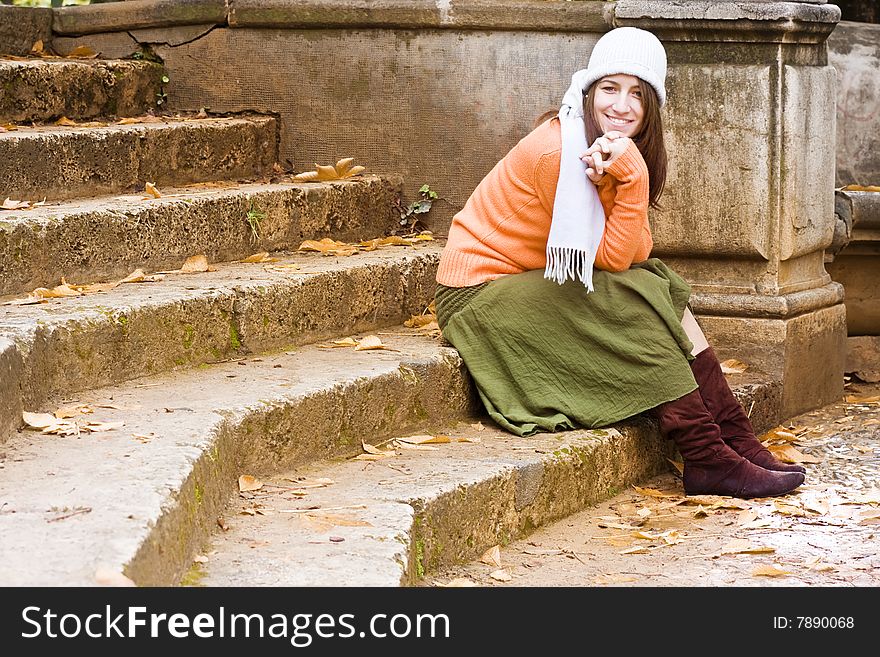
[196,376,779,587]
[0,332,476,586]
[0,115,276,202]
[0,243,443,442]
[0,175,401,296]
[0,57,165,123]
[0,5,51,57]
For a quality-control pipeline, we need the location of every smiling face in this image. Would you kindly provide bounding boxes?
[591,74,645,138]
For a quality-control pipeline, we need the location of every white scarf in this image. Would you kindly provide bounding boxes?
[544,69,606,292]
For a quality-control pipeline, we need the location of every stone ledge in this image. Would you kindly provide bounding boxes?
[690,282,845,319]
[53,0,228,36]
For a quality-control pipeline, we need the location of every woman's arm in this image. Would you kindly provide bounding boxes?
[592,139,653,272]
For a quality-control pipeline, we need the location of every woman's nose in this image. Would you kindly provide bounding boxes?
[612,93,630,113]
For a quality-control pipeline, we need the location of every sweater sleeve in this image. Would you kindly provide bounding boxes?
[594,140,653,272]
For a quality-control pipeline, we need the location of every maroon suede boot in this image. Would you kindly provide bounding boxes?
[653,389,804,498]
[690,347,806,475]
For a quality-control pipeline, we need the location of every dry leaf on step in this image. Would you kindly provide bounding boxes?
[760,427,799,444]
[2,198,31,210]
[241,252,278,263]
[720,359,749,374]
[298,238,358,257]
[361,440,394,457]
[55,116,78,126]
[294,157,365,182]
[85,421,125,432]
[441,578,478,587]
[397,434,451,445]
[841,184,880,192]
[354,335,388,351]
[489,569,512,582]
[66,45,98,59]
[767,444,820,464]
[845,394,880,403]
[238,475,264,492]
[22,411,59,429]
[30,39,44,55]
[180,254,215,273]
[752,564,791,578]
[480,545,502,568]
[143,182,162,199]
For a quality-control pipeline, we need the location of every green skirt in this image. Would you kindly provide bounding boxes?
[436,259,698,436]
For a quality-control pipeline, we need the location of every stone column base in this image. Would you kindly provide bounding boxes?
[695,303,846,419]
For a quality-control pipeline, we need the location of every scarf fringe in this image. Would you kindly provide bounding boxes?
[544,246,594,292]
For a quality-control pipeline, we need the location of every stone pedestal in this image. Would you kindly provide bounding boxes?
[616,1,845,417]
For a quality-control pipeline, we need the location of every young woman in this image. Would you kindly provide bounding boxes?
[434,27,805,499]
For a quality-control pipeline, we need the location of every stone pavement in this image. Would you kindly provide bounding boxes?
[427,381,880,587]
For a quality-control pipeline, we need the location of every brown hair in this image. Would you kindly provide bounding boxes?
[584,78,667,209]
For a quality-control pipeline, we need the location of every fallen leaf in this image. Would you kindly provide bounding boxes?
[620,546,651,555]
[119,269,146,284]
[30,39,44,55]
[632,486,680,499]
[773,500,806,517]
[720,359,749,374]
[844,394,880,403]
[354,335,388,351]
[489,569,512,582]
[94,568,135,587]
[238,475,264,492]
[241,252,278,263]
[117,117,143,125]
[55,116,78,126]
[67,45,98,58]
[144,182,162,198]
[841,184,880,192]
[85,421,124,432]
[767,444,821,464]
[34,283,82,299]
[22,412,59,429]
[471,422,486,432]
[456,435,481,443]
[844,491,880,505]
[294,157,365,182]
[720,539,775,555]
[2,198,30,210]
[54,404,92,419]
[752,564,791,578]
[667,458,684,475]
[217,517,229,531]
[760,427,799,444]
[480,545,502,568]
[180,254,214,273]
[442,578,478,587]
[397,434,451,445]
[692,505,708,518]
[393,441,439,451]
[299,238,358,257]
[805,557,835,572]
[682,495,750,510]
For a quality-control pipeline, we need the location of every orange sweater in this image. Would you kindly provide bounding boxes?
[436,118,653,287]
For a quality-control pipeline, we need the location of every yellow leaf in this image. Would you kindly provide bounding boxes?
[404,313,436,329]
[397,434,451,445]
[760,427,799,444]
[720,359,749,374]
[85,421,125,432]
[55,116,78,126]
[29,283,82,299]
[632,486,680,499]
[335,157,355,176]
[54,404,90,419]
[720,539,775,555]
[442,578,478,587]
[66,45,98,59]
[377,236,413,246]
[411,231,435,241]
[393,441,439,451]
[180,254,212,273]
[332,337,358,347]
[767,444,821,464]
[116,117,143,125]
[841,184,880,192]
[354,335,387,351]
[119,269,147,284]
[241,252,277,263]
[299,238,358,257]
[315,164,338,180]
[845,394,880,403]
[144,182,162,198]
[752,564,791,578]
[2,198,30,210]
[489,569,512,582]
[480,545,502,568]
[22,411,58,429]
[238,475,264,492]
[361,440,394,456]
[30,39,44,55]
[692,505,708,518]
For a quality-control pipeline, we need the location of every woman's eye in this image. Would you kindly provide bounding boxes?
[632,91,642,98]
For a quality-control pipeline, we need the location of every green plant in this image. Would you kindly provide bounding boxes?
[246,203,267,243]
[399,184,439,231]
[155,74,169,107]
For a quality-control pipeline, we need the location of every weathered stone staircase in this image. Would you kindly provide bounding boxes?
[0,18,782,587]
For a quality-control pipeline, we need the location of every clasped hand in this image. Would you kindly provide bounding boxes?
[581,131,630,183]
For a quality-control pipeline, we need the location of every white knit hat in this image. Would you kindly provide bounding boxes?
[582,27,667,107]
